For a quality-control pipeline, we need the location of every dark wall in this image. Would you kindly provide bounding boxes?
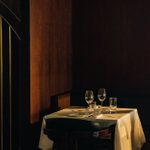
[0,0,21,36]
[1,0,20,18]
[0,0,30,149]
[73,0,150,97]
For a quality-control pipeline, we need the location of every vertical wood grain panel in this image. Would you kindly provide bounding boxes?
[30,0,72,123]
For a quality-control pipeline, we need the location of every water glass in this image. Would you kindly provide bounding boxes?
[109,97,117,113]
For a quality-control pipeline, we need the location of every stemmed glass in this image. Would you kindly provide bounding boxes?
[97,88,106,109]
[85,90,94,110]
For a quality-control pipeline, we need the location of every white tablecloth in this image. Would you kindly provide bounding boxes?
[39,107,146,150]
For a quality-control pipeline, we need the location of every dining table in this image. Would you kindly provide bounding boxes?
[38,106,146,150]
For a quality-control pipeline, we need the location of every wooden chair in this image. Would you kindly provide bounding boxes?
[50,92,71,112]
[44,118,116,150]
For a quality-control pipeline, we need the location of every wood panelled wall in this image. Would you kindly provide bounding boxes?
[72,0,150,98]
[30,0,72,123]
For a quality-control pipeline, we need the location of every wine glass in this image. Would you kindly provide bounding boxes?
[97,88,106,108]
[85,90,94,110]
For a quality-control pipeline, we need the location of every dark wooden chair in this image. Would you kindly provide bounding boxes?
[44,118,116,150]
[50,92,71,112]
